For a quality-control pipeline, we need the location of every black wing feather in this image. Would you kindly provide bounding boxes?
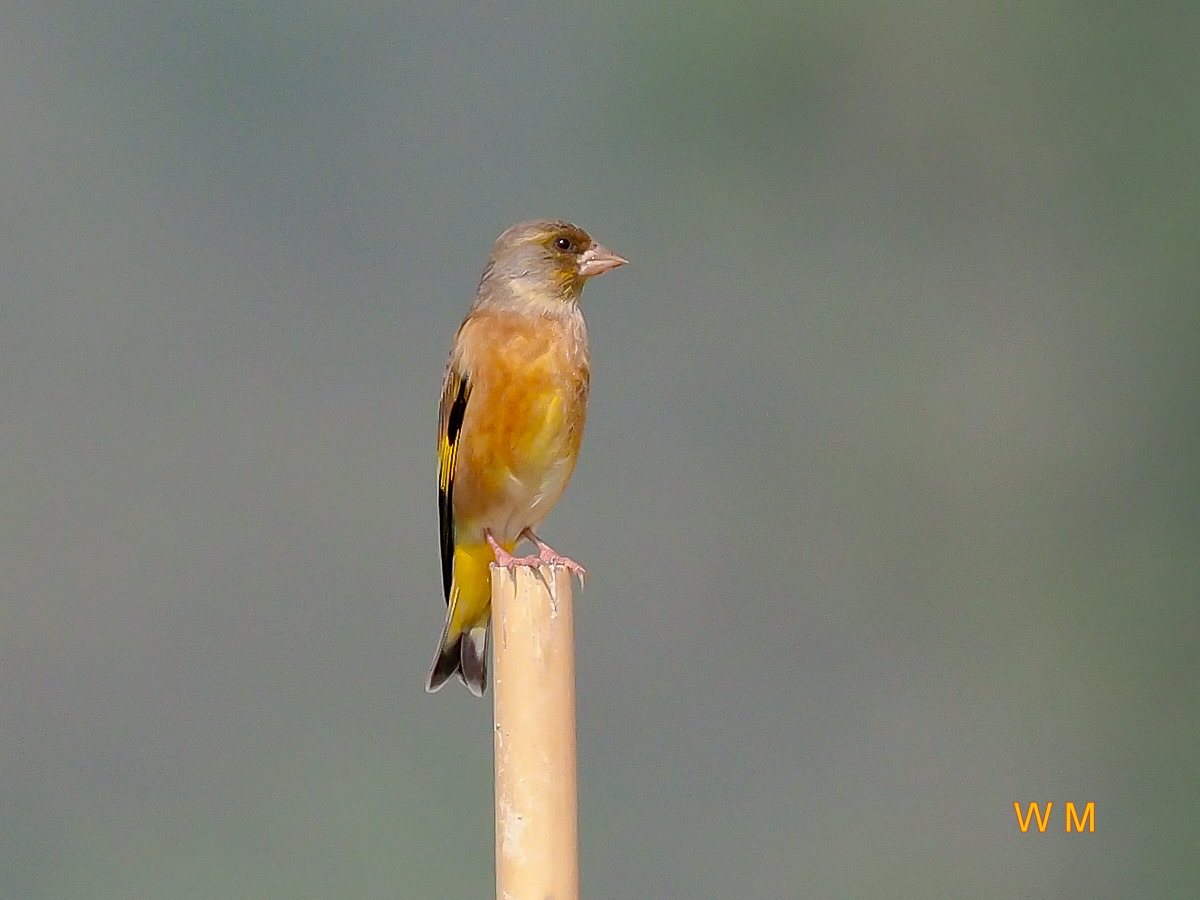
[438,369,470,603]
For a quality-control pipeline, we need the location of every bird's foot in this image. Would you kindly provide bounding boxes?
[519,528,587,584]
[485,532,543,570]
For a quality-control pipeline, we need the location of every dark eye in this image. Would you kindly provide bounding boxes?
[554,236,573,251]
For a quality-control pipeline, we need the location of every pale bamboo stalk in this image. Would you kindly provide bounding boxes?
[491,563,579,900]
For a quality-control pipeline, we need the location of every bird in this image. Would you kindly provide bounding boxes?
[426,220,627,697]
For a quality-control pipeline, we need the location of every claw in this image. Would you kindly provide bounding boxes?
[484,530,586,604]
[485,531,542,569]
[519,528,587,585]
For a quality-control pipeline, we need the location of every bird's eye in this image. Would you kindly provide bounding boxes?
[554,237,573,251]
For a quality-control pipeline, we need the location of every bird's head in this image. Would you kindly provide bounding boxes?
[480,220,627,305]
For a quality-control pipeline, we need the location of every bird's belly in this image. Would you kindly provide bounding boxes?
[488,453,575,540]
[456,390,582,542]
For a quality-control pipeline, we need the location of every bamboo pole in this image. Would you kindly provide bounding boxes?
[491,563,579,900]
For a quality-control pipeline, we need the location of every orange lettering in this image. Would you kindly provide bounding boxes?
[1065,802,1095,832]
[1013,801,1053,833]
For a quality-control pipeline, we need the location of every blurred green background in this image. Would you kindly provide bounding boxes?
[2,2,1196,897]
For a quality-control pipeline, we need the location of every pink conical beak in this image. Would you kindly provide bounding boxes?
[579,243,628,278]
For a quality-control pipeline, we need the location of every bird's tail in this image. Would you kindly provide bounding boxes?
[425,542,497,697]
[426,621,490,697]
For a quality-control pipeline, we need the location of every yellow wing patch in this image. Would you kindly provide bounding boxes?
[438,366,471,602]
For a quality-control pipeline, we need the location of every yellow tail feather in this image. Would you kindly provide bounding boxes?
[425,541,511,696]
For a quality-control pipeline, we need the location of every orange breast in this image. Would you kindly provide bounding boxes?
[452,309,589,541]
